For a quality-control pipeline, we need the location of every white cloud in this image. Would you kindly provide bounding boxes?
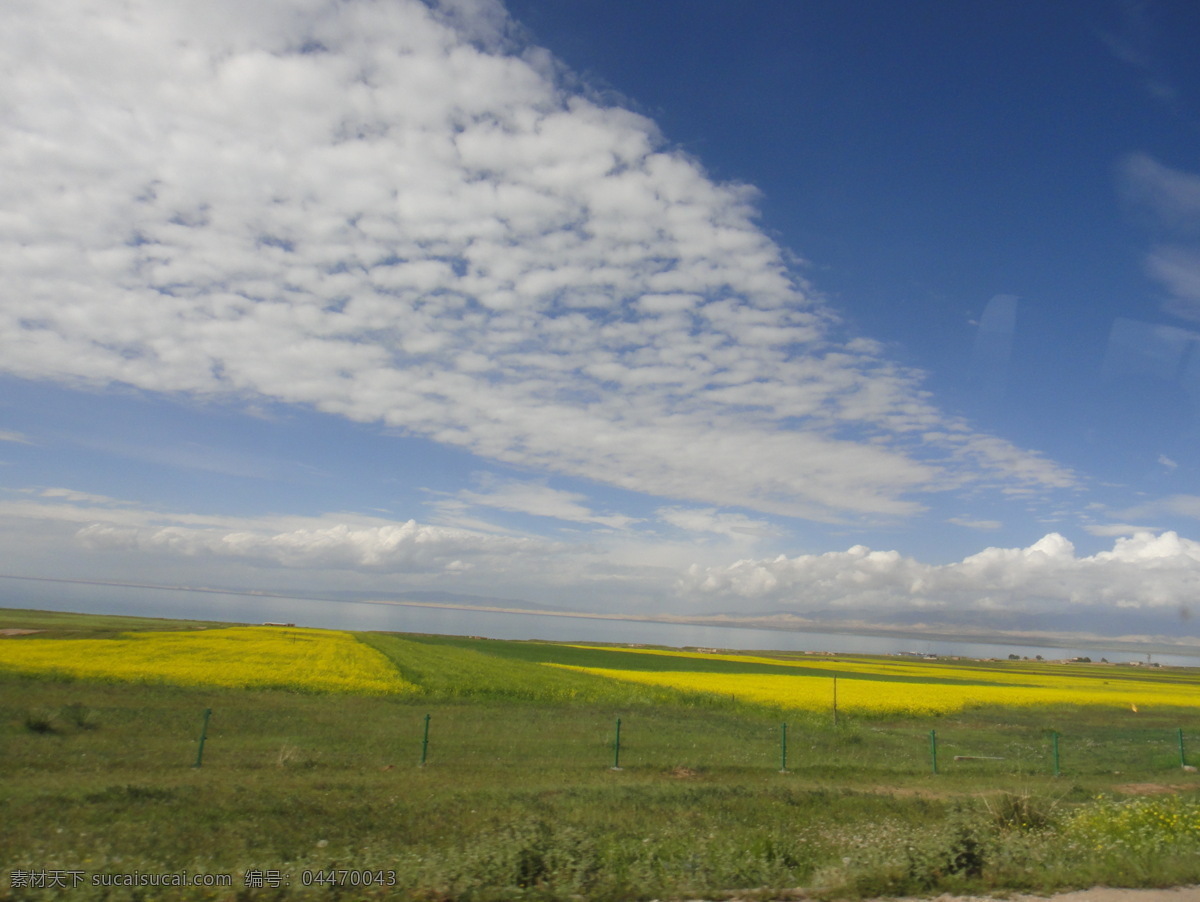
[0,430,33,445]
[1122,153,1200,226]
[1148,248,1200,314]
[1099,7,1188,116]
[1084,522,1160,537]
[7,486,1200,627]
[1159,454,1179,470]
[947,517,1002,530]
[657,506,776,541]
[75,519,553,574]
[455,477,638,529]
[0,486,681,608]
[0,0,1073,523]
[0,488,148,526]
[1122,494,1200,521]
[1121,154,1200,320]
[422,497,523,535]
[37,488,126,506]
[0,488,561,575]
[681,531,1200,614]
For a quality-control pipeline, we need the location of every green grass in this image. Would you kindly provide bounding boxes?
[395,634,1018,686]
[357,633,690,704]
[3,608,1200,900]
[0,606,233,638]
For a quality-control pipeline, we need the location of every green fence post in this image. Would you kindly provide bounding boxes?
[192,708,212,768]
[929,729,938,775]
[611,718,622,770]
[419,713,430,767]
[1179,727,1187,768]
[832,676,838,726]
[1052,731,1060,777]
[780,722,789,773]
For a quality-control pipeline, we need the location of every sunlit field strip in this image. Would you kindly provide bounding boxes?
[548,665,1200,714]
[563,644,1200,691]
[564,644,1022,679]
[0,627,413,694]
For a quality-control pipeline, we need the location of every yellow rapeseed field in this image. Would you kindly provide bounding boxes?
[549,646,1200,715]
[0,626,413,694]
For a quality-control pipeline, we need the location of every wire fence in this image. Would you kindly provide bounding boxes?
[183,708,1199,779]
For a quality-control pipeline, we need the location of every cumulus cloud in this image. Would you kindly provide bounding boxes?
[681,531,1200,615]
[0,0,1072,523]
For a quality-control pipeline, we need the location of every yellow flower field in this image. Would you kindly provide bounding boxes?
[549,646,1200,715]
[0,626,413,694]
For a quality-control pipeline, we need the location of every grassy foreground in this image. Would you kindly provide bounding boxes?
[2,608,1200,900]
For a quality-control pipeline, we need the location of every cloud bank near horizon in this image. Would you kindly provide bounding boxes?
[0,0,1073,524]
[0,488,566,577]
[5,489,1200,631]
[683,530,1200,619]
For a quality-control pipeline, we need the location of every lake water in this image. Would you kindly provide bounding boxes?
[6,576,1200,667]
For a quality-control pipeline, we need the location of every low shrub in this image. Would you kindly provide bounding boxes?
[23,707,59,733]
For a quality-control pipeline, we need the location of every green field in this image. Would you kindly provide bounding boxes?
[2,608,1200,900]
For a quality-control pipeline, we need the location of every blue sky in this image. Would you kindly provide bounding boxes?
[2,0,1200,640]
